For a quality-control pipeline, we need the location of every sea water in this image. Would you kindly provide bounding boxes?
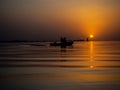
[0,41,120,90]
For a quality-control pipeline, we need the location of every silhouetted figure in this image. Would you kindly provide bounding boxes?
[86,37,89,41]
[61,37,67,48]
[60,37,63,43]
[50,37,73,47]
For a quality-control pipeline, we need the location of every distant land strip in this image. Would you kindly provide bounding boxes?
[0,59,120,62]
[0,64,120,68]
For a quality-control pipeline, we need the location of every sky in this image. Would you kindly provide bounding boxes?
[0,0,120,41]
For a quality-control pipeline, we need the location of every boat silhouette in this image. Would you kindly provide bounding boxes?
[50,37,73,47]
[50,41,73,46]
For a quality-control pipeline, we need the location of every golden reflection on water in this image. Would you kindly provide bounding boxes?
[90,65,94,69]
[90,41,94,61]
[90,41,95,69]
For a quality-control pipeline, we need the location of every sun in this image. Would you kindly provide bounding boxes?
[90,34,94,38]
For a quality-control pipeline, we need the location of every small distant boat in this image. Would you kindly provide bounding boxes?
[50,41,73,47]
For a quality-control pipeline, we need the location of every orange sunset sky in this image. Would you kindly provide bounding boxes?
[0,0,120,41]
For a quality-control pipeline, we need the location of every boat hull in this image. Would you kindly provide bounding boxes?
[50,41,73,47]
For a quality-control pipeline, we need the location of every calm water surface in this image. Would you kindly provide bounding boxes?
[0,41,120,90]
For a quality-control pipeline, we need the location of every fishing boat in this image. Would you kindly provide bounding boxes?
[50,41,73,46]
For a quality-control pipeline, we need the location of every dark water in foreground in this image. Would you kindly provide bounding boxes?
[0,41,120,90]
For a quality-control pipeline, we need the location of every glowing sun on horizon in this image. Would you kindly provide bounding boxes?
[90,34,94,38]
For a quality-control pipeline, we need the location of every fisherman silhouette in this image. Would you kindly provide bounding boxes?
[61,37,67,48]
[50,37,73,47]
[86,37,89,41]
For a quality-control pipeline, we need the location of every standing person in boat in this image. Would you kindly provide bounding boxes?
[60,37,63,43]
[61,37,67,48]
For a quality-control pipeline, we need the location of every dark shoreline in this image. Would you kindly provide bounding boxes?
[0,40,120,43]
